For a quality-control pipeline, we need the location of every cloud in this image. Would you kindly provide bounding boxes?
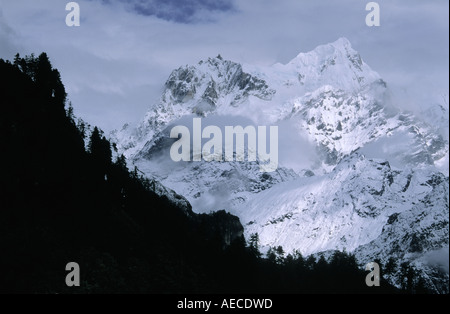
[99,0,236,23]
[277,119,318,173]
[421,247,449,274]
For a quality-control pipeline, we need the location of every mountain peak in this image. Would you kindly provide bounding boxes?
[331,37,353,50]
[283,37,380,92]
[292,37,355,62]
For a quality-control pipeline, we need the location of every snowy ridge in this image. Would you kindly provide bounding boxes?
[111,38,449,292]
[239,154,444,254]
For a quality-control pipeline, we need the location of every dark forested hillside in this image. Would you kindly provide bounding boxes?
[0,53,405,294]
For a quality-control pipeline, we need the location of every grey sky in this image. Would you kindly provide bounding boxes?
[0,0,448,133]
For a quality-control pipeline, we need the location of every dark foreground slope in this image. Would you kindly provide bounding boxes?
[0,54,402,294]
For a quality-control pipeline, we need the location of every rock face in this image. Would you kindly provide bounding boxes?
[198,210,244,248]
[354,173,449,292]
[111,38,449,292]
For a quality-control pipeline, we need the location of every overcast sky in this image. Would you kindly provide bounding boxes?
[0,0,448,133]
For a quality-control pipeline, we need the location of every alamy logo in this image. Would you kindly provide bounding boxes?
[66,2,80,27]
[169,118,278,172]
[65,262,80,287]
[365,262,380,286]
[365,2,380,27]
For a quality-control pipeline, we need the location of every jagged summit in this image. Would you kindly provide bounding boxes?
[277,37,381,92]
[289,37,362,70]
[164,55,275,109]
[292,37,355,60]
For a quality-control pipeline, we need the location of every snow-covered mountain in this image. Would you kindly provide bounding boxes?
[111,38,449,292]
